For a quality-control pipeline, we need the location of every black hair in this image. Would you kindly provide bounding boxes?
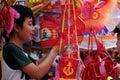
[2,5,35,42]
[113,27,120,34]
[11,5,35,27]
[113,22,120,34]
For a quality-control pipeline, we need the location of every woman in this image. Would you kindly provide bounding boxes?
[1,5,59,80]
[113,22,120,78]
[114,22,120,61]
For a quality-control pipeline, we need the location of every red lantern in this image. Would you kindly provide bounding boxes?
[40,20,60,48]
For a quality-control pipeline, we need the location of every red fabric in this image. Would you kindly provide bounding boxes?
[58,45,80,79]
[0,0,10,32]
[0,0,9,32]
[59,17,84,46]
[40,20,60,48]
[59,57,79,79]
[81,37,118,80]
[40,15,84,47]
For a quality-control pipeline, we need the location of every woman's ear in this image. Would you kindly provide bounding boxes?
[13,24,20,32]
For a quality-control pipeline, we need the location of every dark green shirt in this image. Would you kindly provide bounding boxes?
[3,42,33,69]
[2,42,36,80]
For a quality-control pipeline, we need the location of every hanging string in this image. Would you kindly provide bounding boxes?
[68,0,71,46]
[59,0,67,53]
[67,0,71,57]
[72,0,80,58]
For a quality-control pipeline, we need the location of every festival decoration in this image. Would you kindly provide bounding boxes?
[35,0,118,80]
[36,0,118,80]
[58,57,79,80]
[81,33,118,80]
[78,0,117,32]
[39,0,84,47]
[56,0,84,80]
[0,0,20,37]
[0,0,118,80]
[44,0,117,47]
[56,45,80,80]
[40,20,60,48]
[58,0,85,49]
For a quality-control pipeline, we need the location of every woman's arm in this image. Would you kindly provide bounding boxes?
[22,46,59,79]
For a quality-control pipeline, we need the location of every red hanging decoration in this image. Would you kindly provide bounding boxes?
[40,20,60,48]
[59,57,79,80]
[0,0,20,37]
[78,0,117,32]
[81,34,118,80]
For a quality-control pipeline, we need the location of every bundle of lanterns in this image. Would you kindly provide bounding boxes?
[0,0,119,80]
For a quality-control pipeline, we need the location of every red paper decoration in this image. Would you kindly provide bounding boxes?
[40,20,60,48]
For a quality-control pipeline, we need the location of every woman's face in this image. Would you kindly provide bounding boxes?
[116,34,120,54]
[18,17,34,41]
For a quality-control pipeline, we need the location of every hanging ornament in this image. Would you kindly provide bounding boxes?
[81,33,118,80]
[40,20,60,48]
[57,0,84,80]
[0,0,20,37]
[78,0,117,32]
[59,57,79,80]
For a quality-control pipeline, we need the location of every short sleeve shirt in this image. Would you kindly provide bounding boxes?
[2,42,35,80]
[3,42,32,69]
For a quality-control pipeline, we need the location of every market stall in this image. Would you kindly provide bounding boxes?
[0,0,120,80]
